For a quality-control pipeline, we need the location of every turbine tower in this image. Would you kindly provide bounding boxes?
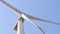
[0,0,60,34]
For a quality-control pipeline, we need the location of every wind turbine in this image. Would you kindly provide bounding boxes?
[0,0,60,34]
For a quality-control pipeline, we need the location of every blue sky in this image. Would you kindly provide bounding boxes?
[0,0,60,34]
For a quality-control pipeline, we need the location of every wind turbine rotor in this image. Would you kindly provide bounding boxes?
[21,14,45,34]
[0,0,60,34]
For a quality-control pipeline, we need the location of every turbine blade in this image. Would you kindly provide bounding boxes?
[25,14,60,25]
[13,17,24,31]
[25,14,40,20]
[37,26,45,34]
[37,19,60,25]
[22,14,45,34]
[0,0,22,16]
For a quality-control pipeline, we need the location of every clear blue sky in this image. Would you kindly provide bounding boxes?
[0,0,60,34]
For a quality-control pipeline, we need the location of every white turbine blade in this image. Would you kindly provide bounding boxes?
[37,25,45,34]
[13,17,24,31]
[22,14,45,34]
[0,0,22,16]
[25,14,60,25]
